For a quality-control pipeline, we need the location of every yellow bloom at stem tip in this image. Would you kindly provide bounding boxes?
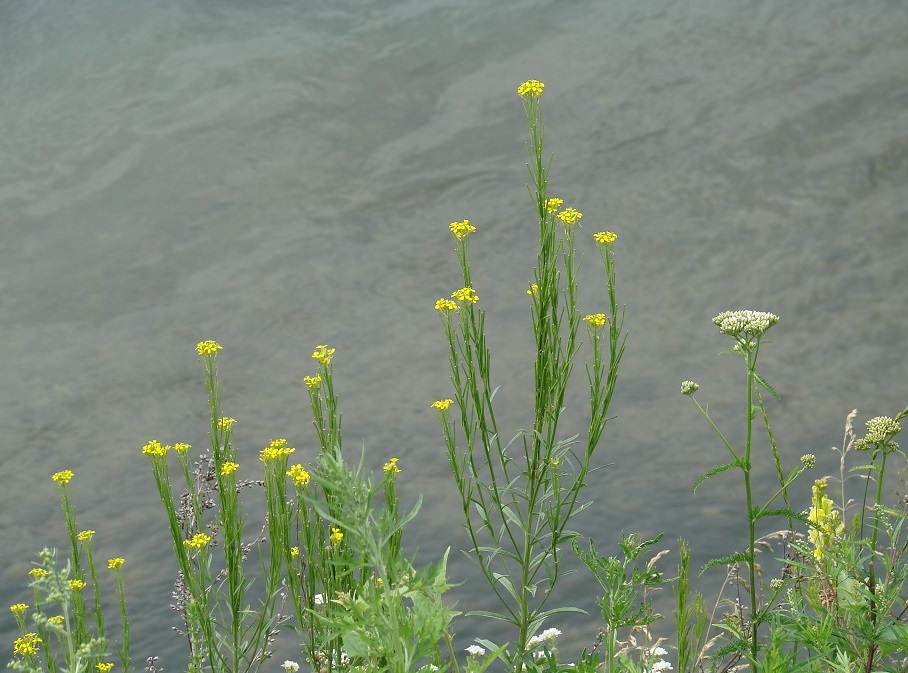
[217,417,237,431]
[107,558,125,569]
[47,616,64,626]
[68,579,86,591]
[545,198,563,213]
[383,457,400,475]
[517,79,545,97]
[9,604,28,615]
[557,208,582,225]
[286,464,310,487]
[260,438,295,461]
[527,283,539,296]
[451,287,479,304]
[449,219,476,239]
[220,462,239,476]
[290,546,300,558]
[312,344,335,365]
[196,340,222,356]
[174,443,191,455]
[432,399,453,411]
[330,527,344,545]
[434,298,458,312]
[77,530,95,542]
[185,533,211,550]
[583,314,607,328]
[13,633,41,657]
[52,470,74,485]
[142,440,168,457]
[97,663,114,673]
[303,374,322,389]
[594,231,618,245]
[29,568,49,580]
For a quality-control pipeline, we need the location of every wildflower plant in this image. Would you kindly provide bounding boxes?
[433,79,626,672]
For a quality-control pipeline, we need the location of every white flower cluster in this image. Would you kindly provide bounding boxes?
[644,647,672,673]
[527,628,562,649]
[712,310,779,338]
[680,380,699,396]
[281,662,299,673]
[465,645,486,657]
[854,415,901,452]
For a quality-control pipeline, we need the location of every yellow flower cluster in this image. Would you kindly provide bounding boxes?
[432,399,453,411]
[290,546,300,558]
[557,208,582,225]
[52,470,74,485]
[185,532,211,550]
[97,663,114,673]
[47,616,64,626]
[77,530,95,542]
[107,558,125,569]
[196,340,222,356]
[174,443,191,455]
[286,464,310,487]
[142,440,168,457]
[434,298,459,312]
[260,438,295,462]
[312,344,335,365]
[452,287,479,304]
[68,579,86,591]
[594,231,618,245]
[13,633,41,657]
[807,478,844,560]
[29,569,49,580]
[527,283,539,296]
[9,604,28,615]
[329,527,344,545]
[303,374,322,389]
[583,314,607,328]
[217,417,237,431]
[449,219,476,239]
[220,462,239,476]
[383,457,400,475]
[517,79,545,97]
[545,198,564,213]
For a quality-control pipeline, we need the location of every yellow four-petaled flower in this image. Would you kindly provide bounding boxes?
[185,533,211,550]
[383,457,400,475]
[451,287,479,304]
[517,80,545,97]
[449,219,476,240]
[432,399,453,411]
[196,340,222,356]
[286,464,310,487]
[312,344,335,365]
[52,470,74,485]
[594,231,618,245]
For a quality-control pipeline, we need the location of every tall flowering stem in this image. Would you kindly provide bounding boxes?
[435,81,625,673]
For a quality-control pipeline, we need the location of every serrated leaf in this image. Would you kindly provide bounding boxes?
[692,458,741,493]
[700,550,751,575]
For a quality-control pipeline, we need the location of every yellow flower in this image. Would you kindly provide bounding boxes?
[260,438,296,462]
[557,208,582,225]
[196,340,222,356]
[52,470,74,485]
[449,219,476,240]
[545,198,563,213]
[9,604,28,616]
[329,527,344,545]
[517,79,545,97]
[807,478,844,560]
[68,579,87,591]
[434,298,459,312]
[97,663,114,672]
[220,462,239,476]
[312,344,335,365]
[107,558,125,569]
[77,530,95,542]
[583,314,607,328]
[303,375,322,389]
[527,283,539,296]
[174,443,191,455]
[451,287,479,304]
[383,457,400,475]
[431,399,453,411]
[28,568,49,580]
[594,231,617,245]
[13,633,41,657]
[47,616,64,626]
[217,417,237,431]
[290,547,300,558]
[185,533,211,550]
[142,440,168,457]
[286,464,310,487]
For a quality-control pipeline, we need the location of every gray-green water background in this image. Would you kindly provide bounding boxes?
[2,0,907,665]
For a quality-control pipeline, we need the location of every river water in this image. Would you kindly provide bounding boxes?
[2,0,906,666]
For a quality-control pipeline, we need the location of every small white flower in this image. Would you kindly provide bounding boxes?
[650,647,667,657]
[465,645,486,657]
[652,661,672,672]
[313,593,325,605]
[281,662,299,673]
[680,380,699,396]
